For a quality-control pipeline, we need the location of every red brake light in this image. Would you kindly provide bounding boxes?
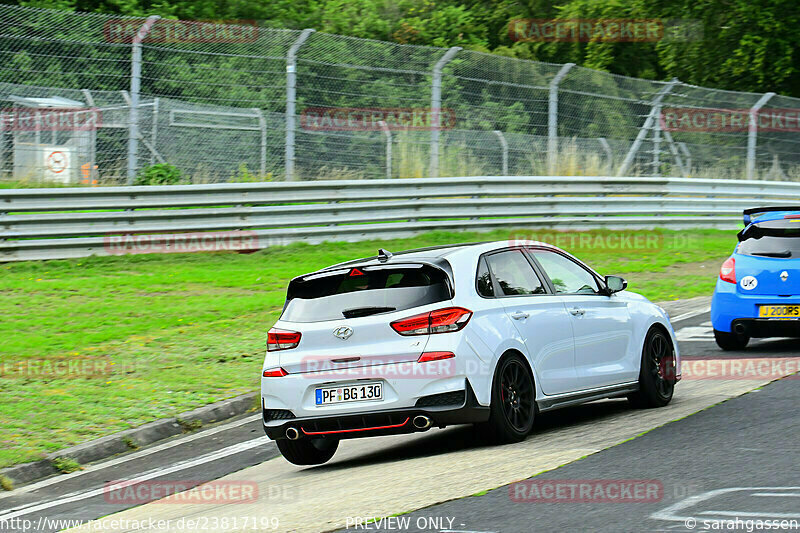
[720,257,736,284]
[267,328,301,351]
[390,307,472,336]
[417,351,455,363]
[262,367,288,377]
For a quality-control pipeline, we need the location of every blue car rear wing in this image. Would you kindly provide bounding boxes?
[742,206,800,226]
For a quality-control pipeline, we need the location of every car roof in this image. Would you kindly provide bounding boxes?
[321,240,566,271]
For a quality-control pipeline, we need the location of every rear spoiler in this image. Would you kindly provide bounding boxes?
[743,206,800,226]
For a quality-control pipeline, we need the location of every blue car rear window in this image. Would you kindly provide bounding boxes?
[738,220,800,258]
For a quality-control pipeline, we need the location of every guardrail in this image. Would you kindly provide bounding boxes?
[3,176,800,262]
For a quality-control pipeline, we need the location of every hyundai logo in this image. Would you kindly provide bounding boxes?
[333,326,353,340]
[781,271,789,282]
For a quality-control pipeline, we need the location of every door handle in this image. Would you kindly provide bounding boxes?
[569,307,585,316]
[511,311,529,320]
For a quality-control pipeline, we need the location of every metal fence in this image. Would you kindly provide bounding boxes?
[1,5,799,184]
[3,176,800,262]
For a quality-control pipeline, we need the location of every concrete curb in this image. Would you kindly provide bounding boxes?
[1,392,258,489]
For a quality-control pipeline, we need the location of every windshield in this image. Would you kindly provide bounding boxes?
[281,263,451,322]
[737,220,800,258]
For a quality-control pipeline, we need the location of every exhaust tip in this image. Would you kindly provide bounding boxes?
[412,415,432,430]
[285,427,300,440]
[734,323,747,335]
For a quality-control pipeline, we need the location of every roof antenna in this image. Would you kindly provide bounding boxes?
[378,248,393,262]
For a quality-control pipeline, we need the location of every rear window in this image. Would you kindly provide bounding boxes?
[738,220,800,258]
[281,264,451,322]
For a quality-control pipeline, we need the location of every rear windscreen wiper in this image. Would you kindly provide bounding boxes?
[342,306,397,318]
[750,250,792,258]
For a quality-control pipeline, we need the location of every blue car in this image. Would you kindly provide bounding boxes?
[711,206,800,350]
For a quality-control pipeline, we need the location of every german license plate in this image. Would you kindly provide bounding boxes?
[759,305,800,318]
[315,382,383,405]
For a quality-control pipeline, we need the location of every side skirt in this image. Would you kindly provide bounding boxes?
[536,382,639,413]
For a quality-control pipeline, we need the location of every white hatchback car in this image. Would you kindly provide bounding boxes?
[262,241,680,465]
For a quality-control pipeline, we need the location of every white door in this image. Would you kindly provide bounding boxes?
[482,250,578,395]
[529,249,635,390]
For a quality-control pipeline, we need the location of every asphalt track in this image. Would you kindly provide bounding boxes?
[1,297,798,533]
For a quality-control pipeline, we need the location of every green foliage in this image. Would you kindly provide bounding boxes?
[134,164,183,186]
[176,418,203,433]
[13,0,799,95]
[52,456,82,474]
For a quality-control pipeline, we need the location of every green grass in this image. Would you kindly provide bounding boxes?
[0,228,734,468]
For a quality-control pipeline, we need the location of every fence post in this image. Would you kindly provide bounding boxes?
[126,15,160,185]
[493,130,508,176]
[548,63,575,175]
[662,130,687,177]
[679,142,692,174]
[150,97,159,166]
[379,121,392,179]
[617,78,678,176]
[253,108,267,176]
[429,46,461,178]
[597,137,612,172]
[285,29,315,181]
[746,92,775,180]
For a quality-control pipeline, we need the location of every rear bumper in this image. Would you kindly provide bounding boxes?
[731,318,800,338]
[711,280,800,335]
[263,380,489,441]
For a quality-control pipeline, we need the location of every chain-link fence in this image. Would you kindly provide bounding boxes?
[1,4,798,185]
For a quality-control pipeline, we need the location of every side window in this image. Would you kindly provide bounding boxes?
[530,250,600,295]
[485,250,546,296]
[476,257,495,297]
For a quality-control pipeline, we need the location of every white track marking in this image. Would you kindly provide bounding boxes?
[651,487,800,523]
[676,326,715,341]
[669,306,711,324]
[0,414,262,499]
[0,436,269,520]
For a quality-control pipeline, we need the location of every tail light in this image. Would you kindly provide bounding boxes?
[417,351,455,363]
[719,257,736,284]
[262,367,288,377]
[267,328,301,351]
[391,307,472,336]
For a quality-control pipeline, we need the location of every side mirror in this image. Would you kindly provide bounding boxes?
[604,275,628,294]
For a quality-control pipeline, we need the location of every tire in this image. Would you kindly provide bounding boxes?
[276,437,339,466]
[482,354,536,443]
[628,328,676,408]
[714,329,750,351]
